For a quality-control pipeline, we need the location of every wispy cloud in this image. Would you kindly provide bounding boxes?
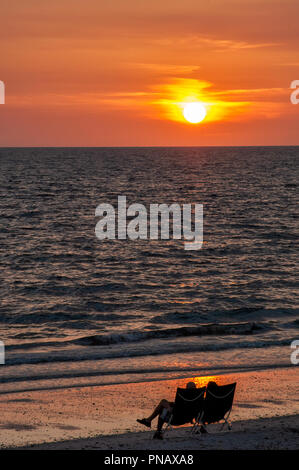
[152,35,281,51]
[195,37,281,50]
[130,63,201,75]
[7,78,288,124]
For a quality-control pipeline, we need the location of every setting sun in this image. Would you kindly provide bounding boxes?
[183,102,207,124]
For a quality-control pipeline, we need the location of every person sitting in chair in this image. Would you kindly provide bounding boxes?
[137,381,197,439]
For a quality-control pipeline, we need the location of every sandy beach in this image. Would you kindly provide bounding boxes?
[1,367,298,450]
[1,0,299,459]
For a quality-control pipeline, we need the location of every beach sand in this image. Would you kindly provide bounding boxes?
[0,367,298,450]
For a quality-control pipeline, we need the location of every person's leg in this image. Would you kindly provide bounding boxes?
[153,407,173,439]
[154,400,175,439]
[157,416,164,432]
[137,399,171,428]
[146,399,172,422]
[152,416,165,439]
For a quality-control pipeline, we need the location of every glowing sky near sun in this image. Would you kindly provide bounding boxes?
[0,0,298,146]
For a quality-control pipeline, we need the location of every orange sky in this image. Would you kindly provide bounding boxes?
[0,0,298,146]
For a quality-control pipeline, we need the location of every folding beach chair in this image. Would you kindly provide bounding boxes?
[199,382,236,432]
[162,386,206,435]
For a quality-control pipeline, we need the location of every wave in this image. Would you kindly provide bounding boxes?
[3,306,297,327]
[5,337,293,367]
[72,321,264,346]
[1,309,139,325]
[6,321,265,352]
[150,307,299,324]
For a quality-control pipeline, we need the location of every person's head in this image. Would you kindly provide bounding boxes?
[207,381,217,389]
[186,381,196,389]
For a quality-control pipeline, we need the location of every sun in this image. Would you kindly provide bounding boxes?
[183,102,206,124]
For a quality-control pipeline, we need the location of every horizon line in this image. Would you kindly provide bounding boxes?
[1,144,299,149]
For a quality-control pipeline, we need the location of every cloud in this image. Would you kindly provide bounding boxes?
[129,63,201,76]
[152,36,281,51]
[6,78,288,126]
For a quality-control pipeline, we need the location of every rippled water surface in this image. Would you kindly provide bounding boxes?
[0,147,298,390]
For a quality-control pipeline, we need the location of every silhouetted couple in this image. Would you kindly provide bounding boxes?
[137,381,197,440]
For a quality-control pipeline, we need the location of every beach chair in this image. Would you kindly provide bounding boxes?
[198,382,236,433]
[162,386,206,435]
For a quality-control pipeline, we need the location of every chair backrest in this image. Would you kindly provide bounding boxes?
[202,382,236,424]
[172,386,206,426]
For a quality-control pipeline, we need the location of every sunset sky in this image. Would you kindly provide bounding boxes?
[0,0,298,146]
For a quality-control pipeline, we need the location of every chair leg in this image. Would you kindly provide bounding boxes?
[192,412,205,435]
[191,421,199,434]
[220,408,232,431]
[162,415,173,435]
[226,418,232,430]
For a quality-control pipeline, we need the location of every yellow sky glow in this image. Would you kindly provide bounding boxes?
[0,0,298,146]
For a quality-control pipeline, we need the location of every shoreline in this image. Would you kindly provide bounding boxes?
[0,361,291,396]
[0,366,298,449]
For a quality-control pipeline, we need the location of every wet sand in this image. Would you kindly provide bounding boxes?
[0,367,298,450]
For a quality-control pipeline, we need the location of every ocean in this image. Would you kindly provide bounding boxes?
[0,146,298,393]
